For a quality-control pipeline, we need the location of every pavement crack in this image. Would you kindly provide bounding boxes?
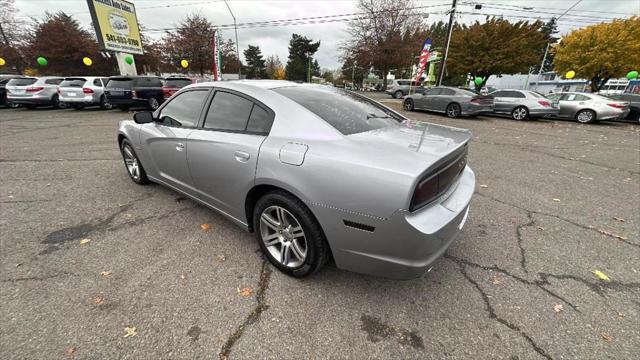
[445,255,579,311]
[219,260,272,360]
[538,272,640,297]
[475,192,639,248]
[516,211,534,273]
[454,261,553,360]
[1,272,70,283]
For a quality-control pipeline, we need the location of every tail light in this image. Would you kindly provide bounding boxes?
[26,86,44,93]
[470,97,485,105]
[410,148,468,211]
[162,86,173,99]
[82,87,94,94]
[132,90,138,98]
[607,103,625,109]
[537,100,551,107]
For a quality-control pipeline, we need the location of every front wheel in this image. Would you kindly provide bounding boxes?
[120,139,150,184]
[253,191,329,277]
[575,109,596,124]
[446,103,461,118]
[403,99,414,111]
[511,106,529,120]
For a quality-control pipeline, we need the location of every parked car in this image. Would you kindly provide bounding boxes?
[403,86,494,118]
[385,79,421,99]
[489,89,559,120]
[161,77,193,100]
[104,76,164,111]
[0,75,24,107]
[58,77,112,109]
[6,76,64,109]
[607,93,640,122]
[117,80,475,279]
[546,92,630,124]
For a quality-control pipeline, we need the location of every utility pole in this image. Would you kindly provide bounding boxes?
[352,63,355,88]
[224,0,241,78]
[437,0,457,86]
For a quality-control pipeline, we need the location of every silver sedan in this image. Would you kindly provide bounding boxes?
[403,86,494,118]
[117,81,475,279]
[546,92,630,124]
[489,89,559,120]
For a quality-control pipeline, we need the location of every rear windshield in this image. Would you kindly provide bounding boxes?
[106,78,133,88]
[164,78,192,87]
[7,78,37,86]
[136,77,163,87]
[60,78,87,87]
[274,86,402,135]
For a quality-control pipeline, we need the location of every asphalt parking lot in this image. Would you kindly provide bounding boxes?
[1,97,639,359]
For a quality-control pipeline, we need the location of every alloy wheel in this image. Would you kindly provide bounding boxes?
[447,104,460,118]
[149,98,159,110]
[123,145,140,180]
[259,205,307,268]
[513,107,528,120]
[404,99,414,111]
[577,111,594,123]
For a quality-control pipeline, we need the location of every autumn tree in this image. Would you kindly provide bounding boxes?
[285,33,320,81]
[446,17,547,88]
[554,16,640,92]
[242,45,267,79]
[341,57,366,86]
[162,14,216,75]
[265,55,282,79]
[0,0,27,73]
[343,0,422,90]
[23,11,115,76]
[220,38,241,74]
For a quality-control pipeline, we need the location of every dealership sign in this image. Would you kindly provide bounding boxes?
[86,0,144,54]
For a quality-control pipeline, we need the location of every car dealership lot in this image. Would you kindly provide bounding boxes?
[1,103,638,359]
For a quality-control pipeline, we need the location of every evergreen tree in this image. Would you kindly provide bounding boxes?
[285,33,320,81]
[242,45,267,79]
[533,17,559,74]
[312,59,321,77]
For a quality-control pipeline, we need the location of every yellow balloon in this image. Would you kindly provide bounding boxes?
[180,59,189,68]
[566,70,575,79]
[0,57,5,66]
[83,57,92,66]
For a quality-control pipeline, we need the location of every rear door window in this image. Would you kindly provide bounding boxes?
[204,91,254,131]
[93,79,102,87]
[136,77,162,87]
[426,88,442,95]
[508,91,526,98]
[158,89,209,127]
[246,105,274,134]
[440,88,456,96]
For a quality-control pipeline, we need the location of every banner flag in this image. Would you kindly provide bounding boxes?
[414,38,432,83]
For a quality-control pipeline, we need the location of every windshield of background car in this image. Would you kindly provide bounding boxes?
[60,78,87,88]
[106,78,133,88]
[165,79,192,87]
[7,78,37,86]
[274,86,402,135]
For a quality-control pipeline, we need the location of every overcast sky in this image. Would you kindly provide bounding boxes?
[13,0,640,69]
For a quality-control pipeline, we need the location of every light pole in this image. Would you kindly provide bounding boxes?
[223,0,241,78]
[437,0,457,86]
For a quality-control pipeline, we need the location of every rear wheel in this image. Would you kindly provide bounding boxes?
[148,97,160,110]
[253,191,329,277]
[72,104,84,110]
[446,103,461,118]
[100,95,112,110]
[576,109,597,124]
[393,90,403,99]
[403,99,414,111]
[511,106,529,120]
[120,139,149,184]
[52,95,62,109]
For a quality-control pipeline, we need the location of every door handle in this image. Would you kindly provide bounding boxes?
[234,151,250,162]
[176,142,185,151]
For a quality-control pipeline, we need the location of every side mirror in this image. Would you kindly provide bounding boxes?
[133,111,154,124]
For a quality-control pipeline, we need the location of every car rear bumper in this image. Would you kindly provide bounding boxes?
[60,95,100,104]
[7,94,53,105]
[599,109,630,120]
[311,166,475,279]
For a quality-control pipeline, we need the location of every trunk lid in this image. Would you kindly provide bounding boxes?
[347,121,472,178]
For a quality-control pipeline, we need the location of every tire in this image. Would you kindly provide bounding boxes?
[119,139,150,185]
[393,90,403,99]
[446,103,461,118]
[148,97,160,110]
[100,95,113,110]
[511,106,529,120]
[403,99,414,111]
[51,95,62,109]
[575,109,597,124]
[118,106,130,112]
[253,191,329,277]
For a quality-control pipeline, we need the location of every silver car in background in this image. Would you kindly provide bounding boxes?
[117,81,475,279]
[546,92,630,124]
[385,79,421,99]
[489,89,559,120]
[6,76,64,109]
[403,86,494,118]
[58,77,112,109]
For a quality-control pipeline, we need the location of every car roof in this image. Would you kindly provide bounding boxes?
[190,80,301,90]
